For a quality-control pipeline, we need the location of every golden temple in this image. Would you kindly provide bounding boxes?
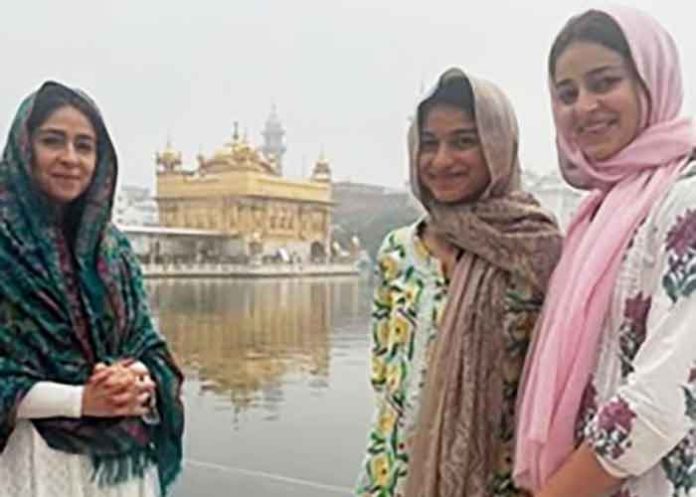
[155,111,334,262]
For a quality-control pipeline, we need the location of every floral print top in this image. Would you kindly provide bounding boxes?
[575,164,696,497]
[355,221,541,497]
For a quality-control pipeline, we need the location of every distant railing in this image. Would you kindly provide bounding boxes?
[140,261,360,278]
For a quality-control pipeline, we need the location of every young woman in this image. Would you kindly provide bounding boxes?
[0,82,184,497]
[515,7,696,497]
[355,68,562,497]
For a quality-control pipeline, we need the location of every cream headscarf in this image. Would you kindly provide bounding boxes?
[404,68,562,497]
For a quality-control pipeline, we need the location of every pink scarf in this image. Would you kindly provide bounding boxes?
[514,5,696,492]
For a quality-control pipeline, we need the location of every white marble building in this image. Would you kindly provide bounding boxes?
[113,185,159,226]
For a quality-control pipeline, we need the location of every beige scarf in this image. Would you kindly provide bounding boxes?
[404,68,562,497]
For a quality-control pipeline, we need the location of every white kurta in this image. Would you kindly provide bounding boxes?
[0,375,159,496]
[576,165,696,497]
[0,421,158,497]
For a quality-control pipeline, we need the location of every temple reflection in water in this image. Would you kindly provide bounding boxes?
[146,278,363,413]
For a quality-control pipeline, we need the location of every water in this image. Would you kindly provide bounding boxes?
[146,278,374,497]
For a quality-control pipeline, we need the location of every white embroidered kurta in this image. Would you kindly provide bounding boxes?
[575,165,696,497]
[0,377,158,496]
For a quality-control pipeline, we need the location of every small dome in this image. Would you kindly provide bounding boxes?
[311,151,332,183]
[156,139,183,172]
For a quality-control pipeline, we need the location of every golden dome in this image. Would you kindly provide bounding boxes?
[156,139,183,172]
[212,145,232,161]
[311,151,332,183]
[201,123,274,175]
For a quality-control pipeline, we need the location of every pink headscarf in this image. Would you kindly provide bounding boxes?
[514,5,696,492]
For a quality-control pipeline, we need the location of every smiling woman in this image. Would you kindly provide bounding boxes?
[514,7,696,497]
[0,82,184,497]
[417,77,492,204]
[29,105,98,206]
[549,10,645,163]
[553,41,643,162]
[354,68,562,497]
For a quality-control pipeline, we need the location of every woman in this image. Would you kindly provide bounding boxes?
[0,82,184,497]
[515,7,696,497]
[355,68,562,497]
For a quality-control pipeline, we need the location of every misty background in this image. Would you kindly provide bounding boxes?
[1,0,693,192]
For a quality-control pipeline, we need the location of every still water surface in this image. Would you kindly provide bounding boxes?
[146,278,374,497]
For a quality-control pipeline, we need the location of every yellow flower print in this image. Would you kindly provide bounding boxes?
[371,356,386,383]
[403,281,422,309]
[379,255,399,281]
[375,285,391,307]
[390,313,412,346]
[375,319,390,347]
[377,405,397,435]
[413,233,430,262]
[369,453,391,487]
[386,362,403,392]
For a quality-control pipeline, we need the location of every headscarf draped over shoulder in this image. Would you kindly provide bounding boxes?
[404,68,562,497]
[0,81,184,496]
[515,6,696,491]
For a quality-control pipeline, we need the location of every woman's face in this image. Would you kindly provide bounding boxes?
[553,41,644,162]
[418,104,491,203]
[31,105,98,205]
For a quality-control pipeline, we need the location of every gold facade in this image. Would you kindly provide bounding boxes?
[155,130,333,258]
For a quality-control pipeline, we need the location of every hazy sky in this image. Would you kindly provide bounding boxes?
[1,0,693,190]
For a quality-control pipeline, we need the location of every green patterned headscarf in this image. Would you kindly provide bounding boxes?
[0,81,184,495]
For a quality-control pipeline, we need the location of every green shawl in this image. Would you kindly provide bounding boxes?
[0,81,184,495]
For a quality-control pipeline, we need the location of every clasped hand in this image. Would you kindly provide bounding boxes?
[81,360,156,418]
